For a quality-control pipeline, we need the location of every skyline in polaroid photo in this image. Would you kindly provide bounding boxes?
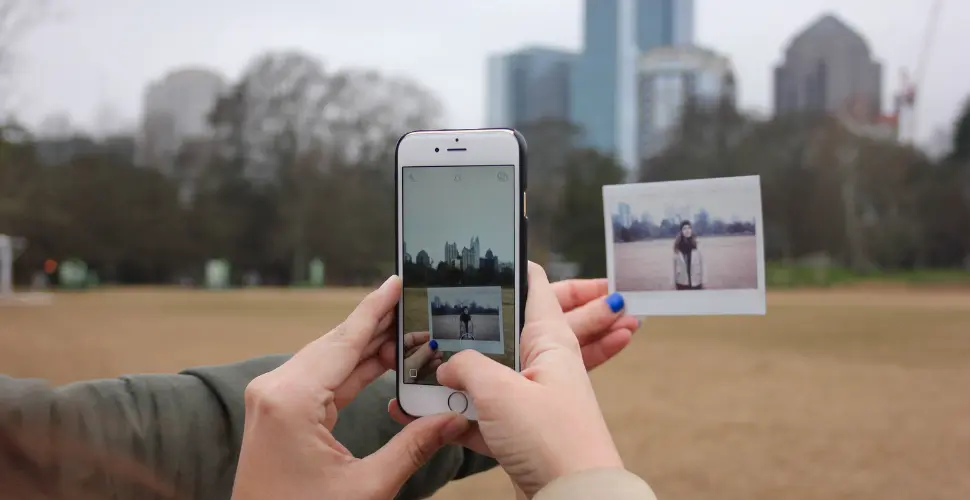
[426,286,505,354]
[603,175,766,316]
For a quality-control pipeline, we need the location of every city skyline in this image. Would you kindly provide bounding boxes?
[488,0,694,170]
[431,293,501,312]
[402,165,515,264]
[406,235,507,269]
[8,0,966,147]
[610,184,761,227]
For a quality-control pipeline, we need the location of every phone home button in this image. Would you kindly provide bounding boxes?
[447,392,468,413]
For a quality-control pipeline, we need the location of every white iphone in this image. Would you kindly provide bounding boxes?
[395,128,527,420]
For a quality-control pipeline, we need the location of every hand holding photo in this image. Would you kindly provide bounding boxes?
[603,175,766,316]
[426,286,505,355]
[401,331,444,384]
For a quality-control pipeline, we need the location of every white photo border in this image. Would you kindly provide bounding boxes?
[426,286,506,354]
[603,175,766,316]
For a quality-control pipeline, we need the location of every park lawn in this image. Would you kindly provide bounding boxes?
[1,287,969,500]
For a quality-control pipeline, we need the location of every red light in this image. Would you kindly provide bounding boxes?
[44,259,57,274]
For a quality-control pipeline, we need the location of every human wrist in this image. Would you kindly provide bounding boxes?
[555,447,624,480]
[529,441,623,496]
[533,467,656,500]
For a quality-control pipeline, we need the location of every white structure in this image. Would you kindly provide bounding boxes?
[137,68,228,173]
[0,234,51,306]
[0,234,14,296]
[637,45,736,163]
[485,54,511,128]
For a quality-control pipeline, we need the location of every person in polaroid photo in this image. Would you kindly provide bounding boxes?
[458,306,475,339]
[673,220,705,290]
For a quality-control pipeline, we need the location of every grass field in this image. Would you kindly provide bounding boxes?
[615,235,759,291]
[2,287,970,499]
[430,314,502,341]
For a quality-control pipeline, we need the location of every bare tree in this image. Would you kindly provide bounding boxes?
[0,0,48,112]
[208,50,442,281]
[327,68,441,167]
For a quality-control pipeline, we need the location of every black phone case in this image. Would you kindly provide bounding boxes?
[393,128,528,417]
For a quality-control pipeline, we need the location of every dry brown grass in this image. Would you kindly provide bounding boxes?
[2,287,969,499]
[615,235,759,291]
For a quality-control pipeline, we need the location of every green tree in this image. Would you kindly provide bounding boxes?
[516,119,582,264]
[947,98,970,164]
[553,149,627,277]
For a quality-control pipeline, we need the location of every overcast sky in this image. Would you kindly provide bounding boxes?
[7,0,968,144]
[403,165,515,264]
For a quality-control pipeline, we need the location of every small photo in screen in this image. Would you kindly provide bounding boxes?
[401,165,516,386]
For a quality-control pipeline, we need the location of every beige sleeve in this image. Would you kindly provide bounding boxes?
[533,468,657,500]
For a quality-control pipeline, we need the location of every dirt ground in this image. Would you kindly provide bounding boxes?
[615,235,759,292]
[2,287,969,500]
[431,314,502,341]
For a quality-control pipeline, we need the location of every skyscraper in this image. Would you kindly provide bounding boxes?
[773,14,883,122]
[138,67,227,173]
[638,45,736,162]
[486,46,578,129]
[617,202,633,228]
[444,241,459,264]
[571,0,694,172]
[470,236,481,264]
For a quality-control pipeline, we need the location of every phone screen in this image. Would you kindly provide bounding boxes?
[401,164,517,386]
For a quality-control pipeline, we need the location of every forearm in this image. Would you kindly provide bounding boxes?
[1,373,237,499]
[1,359,500,500]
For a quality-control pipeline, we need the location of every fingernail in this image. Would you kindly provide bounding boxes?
[636,319,643,330]
[605,293,625,313]
[429,340,438,350]
[441,414,470,441]
[382,275,398,288]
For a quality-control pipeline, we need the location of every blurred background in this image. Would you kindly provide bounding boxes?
[1,1,969,499]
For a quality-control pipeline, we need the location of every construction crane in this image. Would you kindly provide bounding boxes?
[895,0,944,143]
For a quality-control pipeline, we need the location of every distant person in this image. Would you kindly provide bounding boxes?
[0,277,639,499]
[673,220,704,290]
[458,306,474,339]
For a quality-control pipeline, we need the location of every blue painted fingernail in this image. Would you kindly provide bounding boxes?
[605,293,624,313]
[429,340,438,350]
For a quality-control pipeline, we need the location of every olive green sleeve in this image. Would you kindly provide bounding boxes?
[1,356,496,500]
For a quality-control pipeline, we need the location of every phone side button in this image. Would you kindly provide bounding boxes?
[447,392,469,414]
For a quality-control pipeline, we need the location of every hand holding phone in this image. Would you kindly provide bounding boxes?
[395,129,527,419]
[391,264,628,498]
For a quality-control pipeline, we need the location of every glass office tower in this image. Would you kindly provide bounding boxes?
[570,0,694,172]
[486,47,578,129]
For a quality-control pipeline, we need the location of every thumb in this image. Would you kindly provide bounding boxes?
[359,413,470,495]
[436,349,521,395]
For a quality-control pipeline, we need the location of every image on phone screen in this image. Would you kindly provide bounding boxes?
[401,164,516,386]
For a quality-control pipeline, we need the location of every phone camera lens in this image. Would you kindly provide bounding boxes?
[454,138,459,142]
[435,148,439,152]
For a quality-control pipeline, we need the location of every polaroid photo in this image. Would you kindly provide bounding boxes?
[426,286,505,354]
[603,175,766,316]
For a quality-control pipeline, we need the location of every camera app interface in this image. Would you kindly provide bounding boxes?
[401,165,516,386]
